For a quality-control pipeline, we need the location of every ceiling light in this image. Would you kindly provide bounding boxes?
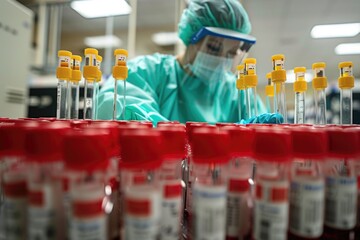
[286,70,313,83]
[84,35,122,48]
[335,43,360,55]
[71,0,131,19]
[311,23,360,39]
[152,32,179,46]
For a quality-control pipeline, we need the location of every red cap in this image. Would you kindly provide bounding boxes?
[157,121,180,126]
[63,129,111,172]
[120,129,163,170]
[191,127,230,164]
[70,120,90,129]
[327,128,359,159]
[216,122,237,127]
[129,120,153,128]
[186,123,215,144]
[84,122,120,158]
[290,127,327,160]
[222,126,254,158]
[0,121,38,157]
[25,122,70,163]
[253,127,291,162]
[157,125,186,160]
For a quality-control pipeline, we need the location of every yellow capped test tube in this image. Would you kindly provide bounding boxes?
[236,64,245,120]
[271,54,287,123]
[312,62,327,125]
[338,61,355,124]
[83,48,98,120]
[67,55,82,119]
[112,49,128,120]
[265,72,274,113]
[293,67,307,124]
[92,55,102,120]
[56,50,72,119]
[244,58,258,119]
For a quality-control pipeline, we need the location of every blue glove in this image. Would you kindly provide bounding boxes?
[238,113,284,124]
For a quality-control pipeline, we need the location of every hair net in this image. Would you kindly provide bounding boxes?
[178,0,252,46]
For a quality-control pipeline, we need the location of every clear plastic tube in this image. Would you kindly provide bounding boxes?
[93,81,99,120]
[113,80,118,120]
[238,90,243,120]
[84,81,94,120]
[314,89,326,125]
[247,87,257,119]
[67,81,79,119]
[340,88,353,125]
[265,96,273,113]
[57,79,67,119]
[274,82,287,123]
[294,92,305,124]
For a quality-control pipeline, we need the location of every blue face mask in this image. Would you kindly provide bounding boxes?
[189,52,233,83]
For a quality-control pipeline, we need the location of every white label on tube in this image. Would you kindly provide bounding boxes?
[28,184,56,240]
[289,178,325,238]
[3,197,27,240]
[160,180,182,240]
[325,176,357,229]
[254,181,288,240]
[71,217,107,240]
[193,184,227,240]
[226,192,250,238]
[125,187,161,240]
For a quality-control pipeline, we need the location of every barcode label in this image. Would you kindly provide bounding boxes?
[325,176,357,229]
[289,178,324,237]
[226,192,250,238]
[3,197,27,239]
[260,220,270,240]
[193,184,227,240]
[71,217,107,240]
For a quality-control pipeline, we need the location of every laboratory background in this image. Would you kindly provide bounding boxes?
[1,0,360,240]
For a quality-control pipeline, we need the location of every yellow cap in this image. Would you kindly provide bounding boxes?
[71,55,82,62]
[97,55,103,62]
[83,66,98,81]
[58,50,72,57]
[294,81,307,93]
[338,61,353,69]
[84,48,98,55]
[113,66,128,80]
[244,58,256,64]
[265,85,274,97]
[266,72,271,79]
[114,49,128,57]
[236,78,245,90]
[271,69,286,83]
[312,62,326,69]
[271,54,285,61]
[338,76,354,89]
[244,75,258,87]
[312,77,327,90]
[236,64,245,71]
[294,67,306,73]
[71,70,82,82]
[56,68,71,80]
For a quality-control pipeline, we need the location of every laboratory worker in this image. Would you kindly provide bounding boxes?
[97,0,283,125]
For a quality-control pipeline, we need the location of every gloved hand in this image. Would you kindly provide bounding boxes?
[238,113,284,124]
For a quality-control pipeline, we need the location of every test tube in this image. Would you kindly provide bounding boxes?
[312,62,328,125]
[56,50,72,119]
[322,128,358,239]
[63,129,111,240]
[293,67,307,124]
[67,55,82,119]
[191,127,230,240]
[112,49,128,120]
[222,126,253,240]
[244,58,258,119]
[265,72,274,113]
[25,123,68,240]
[157,125,186,240]
[271,54,287,123]
[253,127,291,240]
[236,64,246,120]
[288,127,326,239]
[83,48,98,120]
[338,62,355,125]
[93,55,102,120]
[119,129,163,240]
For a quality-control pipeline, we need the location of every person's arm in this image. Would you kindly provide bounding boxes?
[97,55,168,124]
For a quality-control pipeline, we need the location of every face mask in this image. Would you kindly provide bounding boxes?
[189,52,233,83]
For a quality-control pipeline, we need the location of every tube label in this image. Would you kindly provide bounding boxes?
[325,176,357,229]
[254,181,289,240]
[71,217,107,240]
[193,184,227,240]
[289,178,325,237]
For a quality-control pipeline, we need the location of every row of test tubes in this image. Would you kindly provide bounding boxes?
[56,48,128,121]
[236,55,356,125]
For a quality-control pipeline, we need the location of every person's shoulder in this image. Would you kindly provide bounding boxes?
[128,53,176,70]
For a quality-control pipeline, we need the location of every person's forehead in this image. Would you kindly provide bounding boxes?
[202,36,241,49]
